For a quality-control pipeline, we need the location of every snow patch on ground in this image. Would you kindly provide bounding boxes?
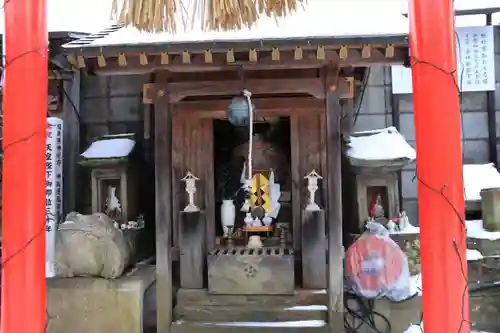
[467,220,500,240]
[464,163,500,201]
[404,323,491,333]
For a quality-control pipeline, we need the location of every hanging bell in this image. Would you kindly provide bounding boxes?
[227,96,254,126]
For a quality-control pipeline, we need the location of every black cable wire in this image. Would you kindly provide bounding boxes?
[344,292,392,333]
[353,67,371,126]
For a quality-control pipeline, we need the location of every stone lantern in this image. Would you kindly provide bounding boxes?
[344,127,416,231]
[79,134,138,225]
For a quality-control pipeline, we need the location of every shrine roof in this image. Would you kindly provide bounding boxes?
[80,134,136,162]
[62,1,409,56]
[345,126,416,171]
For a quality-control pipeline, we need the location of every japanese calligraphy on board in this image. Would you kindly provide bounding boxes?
[46,117,63,277]
[391,25,495,94]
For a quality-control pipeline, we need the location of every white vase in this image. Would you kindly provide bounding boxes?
[221,200,236,237]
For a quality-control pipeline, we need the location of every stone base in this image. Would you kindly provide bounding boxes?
[47,264,156,333]
[207,247,295,295]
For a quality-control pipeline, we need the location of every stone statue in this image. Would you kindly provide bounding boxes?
[371,194,389,226]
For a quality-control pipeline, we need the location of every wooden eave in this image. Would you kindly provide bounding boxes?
[65,34,409,71]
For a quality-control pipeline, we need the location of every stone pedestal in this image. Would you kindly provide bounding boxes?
[47,264,156,333]
[207,247,294,295]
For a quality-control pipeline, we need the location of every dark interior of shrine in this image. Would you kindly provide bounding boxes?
[212,117,292,243]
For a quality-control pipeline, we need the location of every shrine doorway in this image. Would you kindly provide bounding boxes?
[212,117,292,249]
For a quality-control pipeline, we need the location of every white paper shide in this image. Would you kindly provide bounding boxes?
[46,117,63,278]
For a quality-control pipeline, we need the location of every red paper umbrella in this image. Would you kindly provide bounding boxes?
[346,234,405,297]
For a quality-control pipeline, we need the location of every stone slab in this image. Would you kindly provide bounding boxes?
[47,264,156,333]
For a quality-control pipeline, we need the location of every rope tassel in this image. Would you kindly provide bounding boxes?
[111,0,305,33]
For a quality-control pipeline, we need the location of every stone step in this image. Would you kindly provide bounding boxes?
[174,304,328,322]
[170,320,331,333]
[176,288,327,307]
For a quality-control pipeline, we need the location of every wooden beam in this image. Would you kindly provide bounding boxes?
[154,71,173,333]
[173,98,324,119]
[143,68,322,104]
[169,68,319,81]
[175,97,324,112]
[83,47,408,73]
[168,78,325,102]
[325,91,344,332]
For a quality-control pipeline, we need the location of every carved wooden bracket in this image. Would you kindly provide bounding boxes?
[323,66,354,100]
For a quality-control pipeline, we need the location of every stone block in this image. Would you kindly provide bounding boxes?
[47,264,156,333]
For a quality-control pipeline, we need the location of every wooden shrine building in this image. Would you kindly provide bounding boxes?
[63,5,410,333]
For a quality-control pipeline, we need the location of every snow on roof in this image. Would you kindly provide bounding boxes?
[346,126,416,161]
[63,0,409,49]
[81,136,135,159]
[0,0,115,35]
[463,163,500,201]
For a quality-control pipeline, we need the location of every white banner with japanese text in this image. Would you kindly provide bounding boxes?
[391,25,495,94]
[46,117,63,277]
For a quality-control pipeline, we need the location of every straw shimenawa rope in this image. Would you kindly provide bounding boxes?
[111,0,305,33]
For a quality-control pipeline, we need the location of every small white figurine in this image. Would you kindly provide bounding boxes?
[106,186,122,218]
[137,214,145,229]
[386,220,396,233]
[253,217,262,226]
[244,212,254,226]
[399,211,410,231]
[262,213,273,226]
[304,170,322,211]
[181,171,200,212]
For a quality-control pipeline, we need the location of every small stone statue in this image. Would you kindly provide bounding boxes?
[304,170,322,211]
[182,171,200,212]
[371,194,389,225]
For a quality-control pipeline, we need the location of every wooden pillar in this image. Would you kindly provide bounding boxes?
[63,71,81,214]
[487,13,497,166]
[325,91,344,332]
[179,211,206,289]
[290,116,301,250]
[154,72,173,333]
[301,209,326,289]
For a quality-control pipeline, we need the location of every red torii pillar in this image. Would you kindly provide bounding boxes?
[408,0,470,332]
[2,0,47,331]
